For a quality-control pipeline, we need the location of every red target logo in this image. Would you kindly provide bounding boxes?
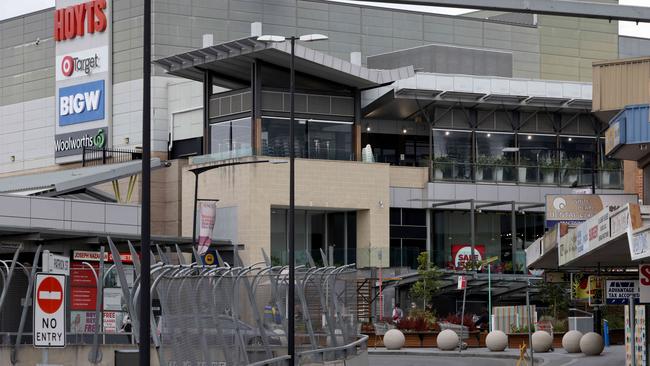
[61,56,74,77]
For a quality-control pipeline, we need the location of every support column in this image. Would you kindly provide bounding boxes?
[252,61,262,155]
[426,208,432,265]
[203,71,211,155]
[354,89,362,161]
[511,201,517,274]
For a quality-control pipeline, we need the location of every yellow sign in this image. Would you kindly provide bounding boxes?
[482,256,499,265]
[204,253,215,265]
[605,122,621,156]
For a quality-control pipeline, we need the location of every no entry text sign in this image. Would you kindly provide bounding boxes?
[34,273,66,348]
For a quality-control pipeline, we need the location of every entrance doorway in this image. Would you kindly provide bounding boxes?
[270,208,356,266]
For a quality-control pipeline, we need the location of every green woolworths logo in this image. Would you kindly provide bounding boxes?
[93,129,105,148]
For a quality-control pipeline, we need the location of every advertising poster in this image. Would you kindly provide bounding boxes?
[572,276,601,301]
[635,305,647,366]
[104,266,135,288]
[198,201,217,255]
[71,286,98,311]
[70,311,98,333]
[626,305,633,366]
[103,288,126,311]
[70,261,97,287]
[451,245,486,269]
[103,311,126,333]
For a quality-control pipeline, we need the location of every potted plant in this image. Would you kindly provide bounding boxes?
[600,160,621,187]
[539,158,557,184]
[493,156,509,182]
[562,157,584,185]
[518,157,531,183]
[475,155,493,181]
[434,156,452,180]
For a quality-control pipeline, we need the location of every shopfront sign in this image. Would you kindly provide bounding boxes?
[72,250,134,263]
[457,275,467,290]
[56,46,108,80]
[610,204,642,238]
[606,280,640,305]
[545,194,638,228]
[640,265,650,303]
[34,273,66,348]
[55,0,112,164]
[42,250,70,276]
[630,228,650,261]
[54,126,107,158]
[53,0,108,42]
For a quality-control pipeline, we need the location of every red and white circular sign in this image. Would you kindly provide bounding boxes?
[37,276,64,314]
[61,56,74,77]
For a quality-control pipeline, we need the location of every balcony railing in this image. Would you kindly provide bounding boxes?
[82,147,142,167]
[431,161,623,189]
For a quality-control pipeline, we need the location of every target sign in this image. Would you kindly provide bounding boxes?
[34,273,66,348]
[61,56,74,77]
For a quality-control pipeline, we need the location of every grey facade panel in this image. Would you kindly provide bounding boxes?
[619,36,650,58]
[368,44,513,77]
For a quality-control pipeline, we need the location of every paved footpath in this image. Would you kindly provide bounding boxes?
[368,345,625,366]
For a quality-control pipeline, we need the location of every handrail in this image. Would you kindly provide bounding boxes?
[297,334,368,357]
[247,355,292,366]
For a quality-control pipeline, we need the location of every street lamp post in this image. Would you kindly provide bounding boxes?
[257,33,328,365]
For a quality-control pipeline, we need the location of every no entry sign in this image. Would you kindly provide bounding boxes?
[34,273,66,348]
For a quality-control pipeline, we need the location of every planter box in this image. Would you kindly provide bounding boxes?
[465,331,481,347]
[508,333,529,349]
[421,333,438,347]
[553,333,565,349]
[362,332,383,348]
[403,333,422,347]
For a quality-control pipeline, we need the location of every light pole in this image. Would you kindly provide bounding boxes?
[189,159,285,258]
[257,33,328,364]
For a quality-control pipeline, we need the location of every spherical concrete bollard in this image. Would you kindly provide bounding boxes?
[383,329,405,350]
[562,330,583,353]
[580,332,604,356]
[532,331,553,353]
[486,330,508,352]
[437,329,460,351]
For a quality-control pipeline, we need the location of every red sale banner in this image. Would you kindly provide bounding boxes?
[451,244,486,269]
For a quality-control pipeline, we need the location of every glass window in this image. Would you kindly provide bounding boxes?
[307,120,353,160]
[476,132,516,182]
[262,117,352,160]
[517,134,557,164]
[559,136,596,187]
[433,130,472,180]
[209,117,252,158]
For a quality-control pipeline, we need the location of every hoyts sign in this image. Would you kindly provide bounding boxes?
[54,0,107,42]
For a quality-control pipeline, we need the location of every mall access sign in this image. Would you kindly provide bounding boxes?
[34,273,66,348]
[545,194,638,228]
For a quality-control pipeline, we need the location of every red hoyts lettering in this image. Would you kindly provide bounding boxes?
[641,265,650,286]
[54,0,107,42]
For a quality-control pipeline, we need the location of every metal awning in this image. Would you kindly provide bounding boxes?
[363,73,593,119]
[560,231,633,269]
[0,158,165,196]
[154,37,415,89]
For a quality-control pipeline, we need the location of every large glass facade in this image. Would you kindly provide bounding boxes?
[475,132,516,182]
[432,130,472,181]
[262,117,353,160]
[270,208,357,266]
[389,208,544,271]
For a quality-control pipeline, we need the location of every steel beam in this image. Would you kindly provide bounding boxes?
[363,0,650,22]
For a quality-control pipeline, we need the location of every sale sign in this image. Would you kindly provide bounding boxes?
[451,245,486,269]
[640,264,650,303]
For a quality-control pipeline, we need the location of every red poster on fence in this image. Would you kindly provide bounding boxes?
[451,245,486,269]
[70,262,98,287]
[71,286,98,311]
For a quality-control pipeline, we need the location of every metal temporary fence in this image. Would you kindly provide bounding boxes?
[152,262,360,366]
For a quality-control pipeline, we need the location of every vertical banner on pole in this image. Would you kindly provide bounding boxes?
[197,201,216,255]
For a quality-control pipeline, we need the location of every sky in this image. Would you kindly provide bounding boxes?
[1,0,649,38]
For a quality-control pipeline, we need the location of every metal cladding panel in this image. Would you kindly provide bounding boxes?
[621,105,650,145]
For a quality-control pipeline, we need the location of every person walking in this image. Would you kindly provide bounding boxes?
[392,303,404,324]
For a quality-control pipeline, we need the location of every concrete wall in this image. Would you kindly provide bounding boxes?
[619,36,650,59]
[181,158,391,267]
[0,345,149,366]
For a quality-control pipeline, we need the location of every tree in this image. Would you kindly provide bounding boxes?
[410,252,442,308]
[536,281,570,320]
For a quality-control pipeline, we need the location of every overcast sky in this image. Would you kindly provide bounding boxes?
[1,0,649,38]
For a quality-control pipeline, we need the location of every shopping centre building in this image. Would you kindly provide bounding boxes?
[0,0,647,313]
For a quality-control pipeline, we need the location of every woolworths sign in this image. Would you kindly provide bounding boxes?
[55,127,108,158]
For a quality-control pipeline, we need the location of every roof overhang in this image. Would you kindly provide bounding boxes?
[154,37,414,90]
[363,73,593,119]
[0,159,165,196]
